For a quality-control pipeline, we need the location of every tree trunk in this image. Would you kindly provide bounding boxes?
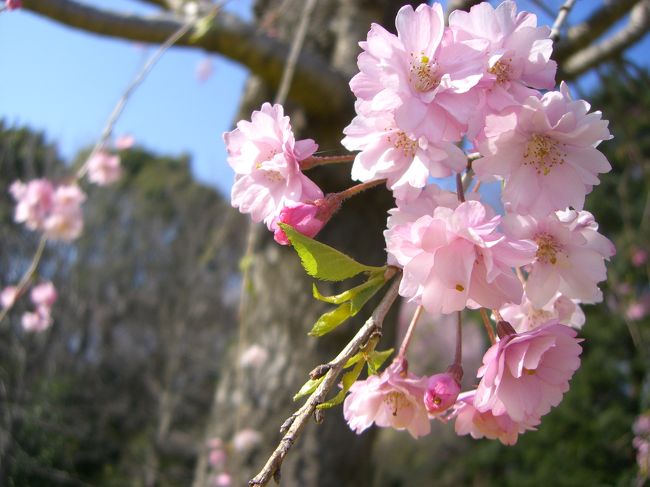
[193,1,414,485]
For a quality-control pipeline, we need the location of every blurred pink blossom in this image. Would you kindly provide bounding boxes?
[631,248,648,267]
[196,58,214,82]
[239,344,269,368]
[232,429,261,452]
[5,0,22,10]
[1,286,18,309]
[30,281,57,308]
[114,134,135,150]
[10,179,54,231]
[214,473,232,487]
[87,150,122,186]
[21,308,52,333]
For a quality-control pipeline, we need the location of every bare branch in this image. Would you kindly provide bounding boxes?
[249,271,402,487]
[21,0,351,117]
[550,0,576,42]
[561,0,650,80]
[554,0,642,63]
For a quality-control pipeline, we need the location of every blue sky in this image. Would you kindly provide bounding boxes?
[1,0,648,197]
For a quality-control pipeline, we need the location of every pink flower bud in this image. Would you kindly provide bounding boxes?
[30,281,57,308]
[5,0,22,10]
[115,134,135,150]
[1,286,18,309]
[21,308,52,333]
[274,196,340,245]
[424,372,461,414]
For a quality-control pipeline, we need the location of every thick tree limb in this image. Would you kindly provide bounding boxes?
[21,0,351,117]
[249,271,401,487]
[554,0,642,63]
[550,0,576,42]
[561,0,650,80]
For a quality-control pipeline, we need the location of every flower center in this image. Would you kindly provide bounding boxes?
[535,232,563,265]
[387,131,418,158]
[488,58,512,85]
[525,308,554,330]
[409,53,440,92]
[255,149,286,182]
[523,134,566,176]
[384,391,410,417]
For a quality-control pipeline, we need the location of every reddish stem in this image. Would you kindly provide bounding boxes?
[335,178,386,202]
[300,154,356,170]
[397,305,424,363]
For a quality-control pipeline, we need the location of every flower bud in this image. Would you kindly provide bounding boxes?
[273,195,340,245]
[424,372,461,415]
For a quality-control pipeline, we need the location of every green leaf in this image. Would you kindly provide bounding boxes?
[280,223,385,281]
[312,274,384,305]
[349,277,384,315]
[293,376,325,401]
[343,352,364,369]
[317,360,365,409]
[367,348,394,375]
[308,304,351,337]
[190,12,217,43]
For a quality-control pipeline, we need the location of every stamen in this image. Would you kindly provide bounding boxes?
[387,131,418,158]
[523,134,567,176]
[409,52,440,92]
[535,232,563,265]
[488,58,512,85]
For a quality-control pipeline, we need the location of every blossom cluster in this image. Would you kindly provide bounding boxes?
[1,281,57,332]
[223,1,615,446]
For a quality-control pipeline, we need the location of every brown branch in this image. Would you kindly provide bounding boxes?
[554,0,642,63]
[21,0,350,117]
[561,0,650,80]
[249,270,402,487]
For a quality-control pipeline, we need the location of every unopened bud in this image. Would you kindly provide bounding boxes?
[423,372,461,415]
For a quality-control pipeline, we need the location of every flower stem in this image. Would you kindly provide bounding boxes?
[300,154,356,170]
[336,178,386,202]
[454,310,463,366]
[397,305,424,363]
[455,172,466,202]
[479,308,496,345]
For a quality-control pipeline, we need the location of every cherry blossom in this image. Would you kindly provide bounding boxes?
[342,110,465,201]
[1,286,18,309]
[424,372,461,415]
[474,83,612,216]
[385,199,536,314]
[21,308,53,333]
[474,322,582,423]
[87,150,122,186]
[4,0,21,10]
[30,281,57,308]
[232,429,262,452]
[343,361,430,438]
[350,3,486,143]
[449,1,556,121]
[449,390,539,445]
[43,184,86,241]
[10,179,55,231]
[503,209,615,307]
[499,292,585,333]
[224,103,322,230]
[273,195,341,245]
[239,344,269,368]
[114,134,136,150]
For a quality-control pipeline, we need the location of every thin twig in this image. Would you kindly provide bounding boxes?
[336,178,386,202]
[397,305,424,363]
[300,154,355,170]
[454,310,463,365]
[550,0,577,42]
[76,11,205,179]
[455,172,466,203]
[249,271,402,487]
[273,0,318,105]
[0,236,47,325]
[479,308,496,345]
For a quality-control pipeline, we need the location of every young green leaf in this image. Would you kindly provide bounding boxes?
[280,223,385,281]
[308,304,351,337]
[317,359,364,409]
[312,273,384,305]
[367,348,394,375]
[293,376,325,401]
[190,12,218,43]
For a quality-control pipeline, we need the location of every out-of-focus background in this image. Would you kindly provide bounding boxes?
[1,1,649,486]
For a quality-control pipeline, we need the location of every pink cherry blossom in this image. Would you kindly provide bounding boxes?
[503,210,615,307]
[232,429,261,452]
[239,344,269,368]
[500,292,584,333]
[424,372,461,415]
[114,134,135,150]
[350,3,486,143]
[343,361,430,438]
[385,199,536,315]
[4,0,22,10]
[196,58,214,83]
[208,449,226,468]
[342,110,466,201]
[30,281,57,308]
[474,322,582,423]
[214,473,232,487]
[1,286,18,309]
[87,150,122,186]
[21,307,53,333]
[626,294,650,321]
[224,103,322,230]
[43,184,86,241]
[449,1,556,119]
[631,248,648,267]
[474,83,612,216]
[449,390,539,445]
[10,179,54,231]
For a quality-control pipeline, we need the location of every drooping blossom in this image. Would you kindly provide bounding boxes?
[43,183,86,241]
[449,390,539,445]
[232,429,261,452]
[449,1,556,122]
[30,281,57,308]
[224,103,322,230]
[87,150,122,186]
[21,308,52,333]
[350,3,486,143]
[473,322,582,423]
[10,179,54,231]
[4,0,22,10]
[474,83,612,217]
[343,361,430,438]
[239,344,269,368]
[196,58,214,83]
[1,286,18,309]
[499,292,585,333]
[342,109,466,201]
[385,199,536,315]
[424,372,461,415]
[503,209,615,308]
